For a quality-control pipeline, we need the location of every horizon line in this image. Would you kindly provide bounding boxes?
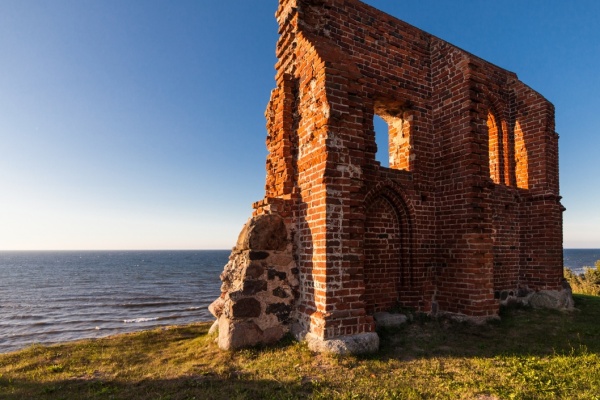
[0,248,232,252]
[1,247,599,252]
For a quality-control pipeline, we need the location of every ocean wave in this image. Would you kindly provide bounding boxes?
[0,250,228,353]
[123,317,160,324]
[117,300,190,309]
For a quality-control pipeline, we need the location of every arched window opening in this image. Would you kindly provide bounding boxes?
[514,120,529,189]
[487,112,501,184]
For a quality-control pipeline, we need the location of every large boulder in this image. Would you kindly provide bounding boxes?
[528,289,574,310]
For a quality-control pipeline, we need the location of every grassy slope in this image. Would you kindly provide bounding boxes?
[1,295,599,400]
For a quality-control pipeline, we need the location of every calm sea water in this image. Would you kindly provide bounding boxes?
[1,249,598,354]
[563,248,600,274]
[0,250,228,354]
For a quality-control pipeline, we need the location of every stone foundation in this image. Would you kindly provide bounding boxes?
[498,281,575,310]
[209,214,298,350]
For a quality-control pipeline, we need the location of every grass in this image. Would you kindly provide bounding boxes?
[1,295,600,399]
[565,261,600,296]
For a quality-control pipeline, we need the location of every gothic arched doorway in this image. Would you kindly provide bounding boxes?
[363,189,411,314]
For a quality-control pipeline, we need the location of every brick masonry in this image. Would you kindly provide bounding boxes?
[211,0,567,353]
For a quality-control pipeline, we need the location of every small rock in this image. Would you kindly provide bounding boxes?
[232,298,262,318]
[208,296,225,318]
[306,332,379,355]
[373,312,408,328]
[242,280,268,295]
[266,302,292,322]
[208,319,219,335]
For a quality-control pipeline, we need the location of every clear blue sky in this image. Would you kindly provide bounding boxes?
[0,1,598,250]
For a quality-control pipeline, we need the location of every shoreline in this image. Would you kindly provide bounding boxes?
[2,295,599,399]
[0,320,216,356]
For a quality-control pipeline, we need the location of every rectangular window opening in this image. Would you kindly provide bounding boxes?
[374,106,412,171]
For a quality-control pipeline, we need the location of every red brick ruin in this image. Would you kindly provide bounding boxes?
[210,0,571,354]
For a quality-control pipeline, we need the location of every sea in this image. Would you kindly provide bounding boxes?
[0,250,228,354]
[1,248,599,354]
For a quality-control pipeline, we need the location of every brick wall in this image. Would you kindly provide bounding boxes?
[256,0,564,341]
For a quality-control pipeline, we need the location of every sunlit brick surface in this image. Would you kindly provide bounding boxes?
[252,0,564,340]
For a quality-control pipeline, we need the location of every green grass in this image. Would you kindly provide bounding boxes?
[565,261,600,296]
[2,295,600,399]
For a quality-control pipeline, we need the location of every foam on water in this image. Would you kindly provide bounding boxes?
[123,317,160,323]
[0,250,227,353]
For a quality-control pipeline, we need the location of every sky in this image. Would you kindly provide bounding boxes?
[0,0,598,250]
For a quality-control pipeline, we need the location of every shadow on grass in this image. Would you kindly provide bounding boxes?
[0,328,324,400]
[375,294,600,360]
[2,296,599,399]
[0,375,318,400]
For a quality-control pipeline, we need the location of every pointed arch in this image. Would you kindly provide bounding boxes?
[487,111,502,184]
[481,88,514,186]
[514,120,529,189]
[363,182,414,314]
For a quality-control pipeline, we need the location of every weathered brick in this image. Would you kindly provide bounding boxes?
[220,0,564,348]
